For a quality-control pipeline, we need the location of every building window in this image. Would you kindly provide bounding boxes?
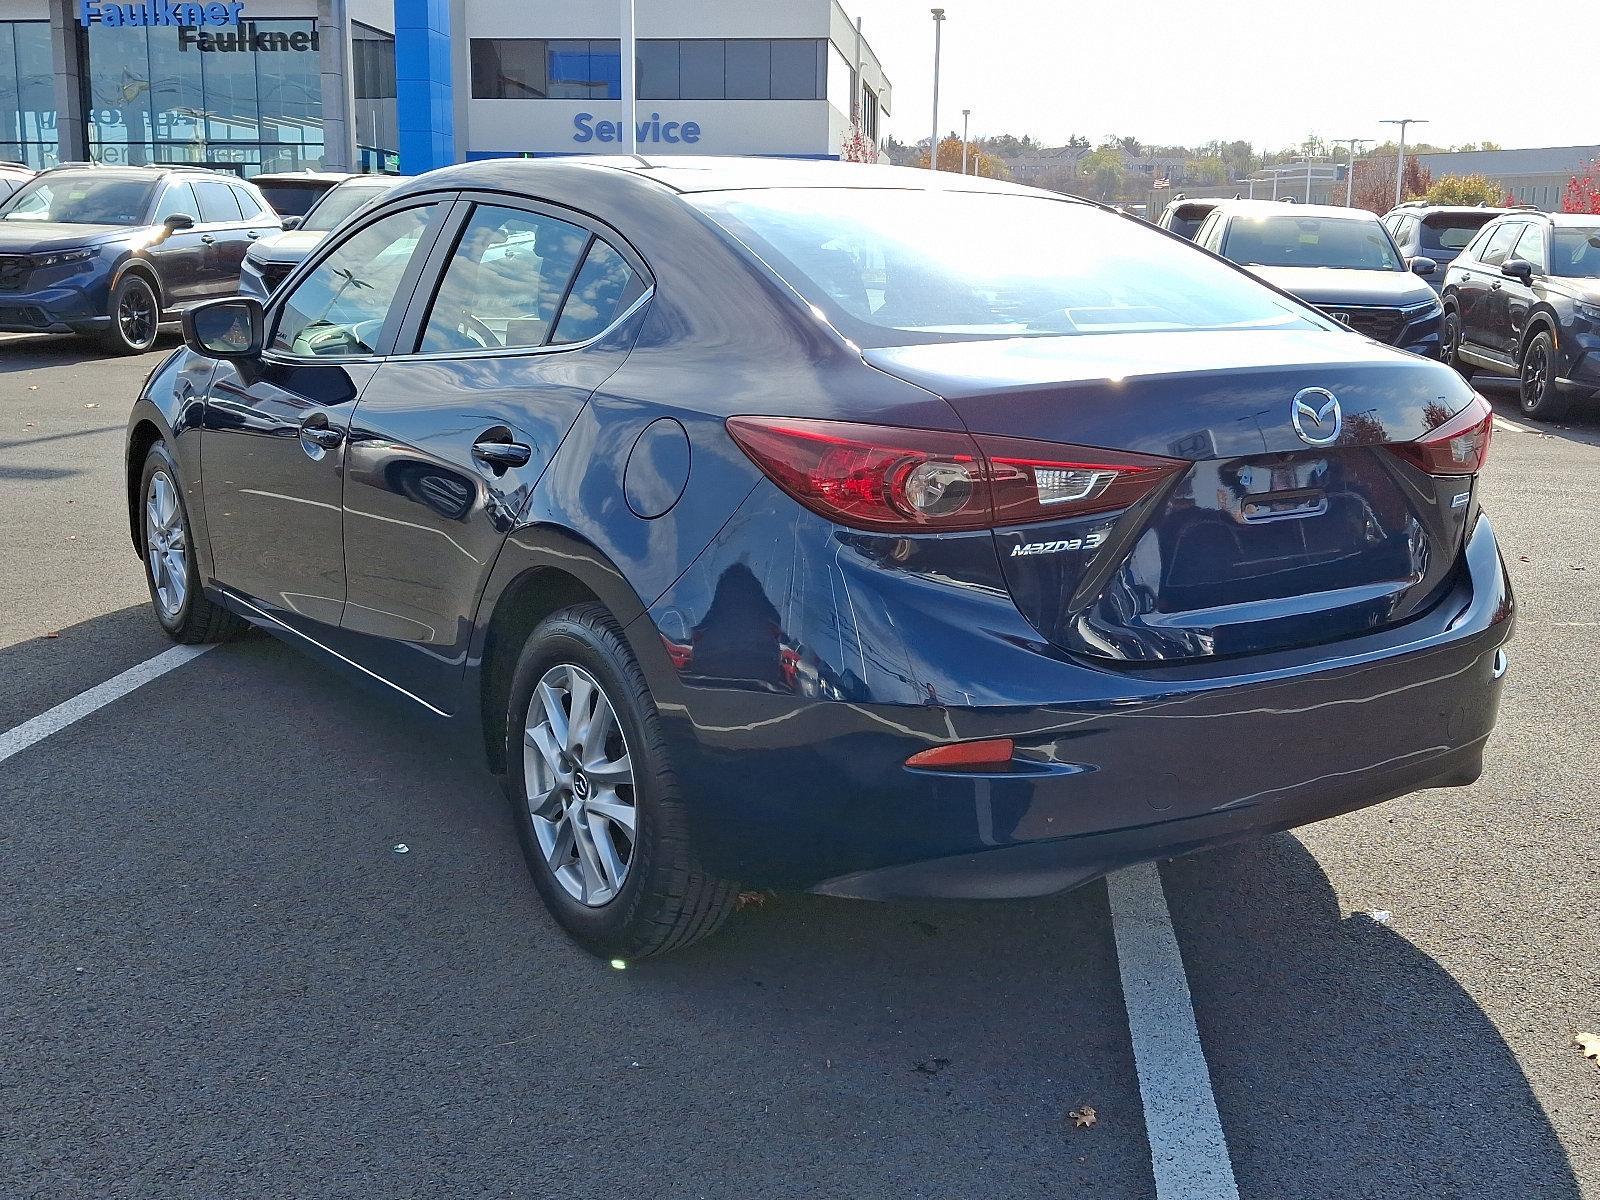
[0,21,56,169]
[635,39,824,101]
[861,84,879,141]
[353,23,398,171]
[471,39,621,100]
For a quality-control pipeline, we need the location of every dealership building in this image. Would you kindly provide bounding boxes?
[0,0,892,176]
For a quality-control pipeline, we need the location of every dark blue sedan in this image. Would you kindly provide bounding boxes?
[124,157,1512,957]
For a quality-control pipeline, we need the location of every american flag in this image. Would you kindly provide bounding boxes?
[1152,175,1171,190]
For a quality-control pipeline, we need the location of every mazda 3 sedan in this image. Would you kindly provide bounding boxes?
[125,157,1512,958]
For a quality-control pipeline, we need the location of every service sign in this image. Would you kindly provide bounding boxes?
[79,1,244,27]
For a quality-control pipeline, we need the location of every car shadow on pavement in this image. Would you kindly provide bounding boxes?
[0,331,177,374]
[1478,378,1600,449]
[1161,832,1580,1200]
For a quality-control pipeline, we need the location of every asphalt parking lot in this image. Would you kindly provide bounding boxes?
[3,330,1597,1199]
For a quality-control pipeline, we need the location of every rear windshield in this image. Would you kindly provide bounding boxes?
[1166,210,1208,239]
[1222,214,1402,271]
[1552,227,1600,278]
[255,182,332,217]
[693,188,1318,345]
[1420,213,1495,252]
[0,173,154,225]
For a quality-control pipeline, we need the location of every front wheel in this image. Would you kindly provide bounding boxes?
[139,441,247,643]
[1519,330,1571,421]
[505,603,738,959]
[1442,306,1473,379]
[99,273,161,355]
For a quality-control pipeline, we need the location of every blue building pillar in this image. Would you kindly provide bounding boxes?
[394,0,454,173]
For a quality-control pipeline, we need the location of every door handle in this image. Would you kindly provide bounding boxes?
[200,234,216,245]
[247,230,262,240]
[299,423,344,449]
[472,440,532,470]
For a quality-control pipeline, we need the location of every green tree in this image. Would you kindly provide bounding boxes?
[1184,157,1228,186]
[1425,174,1507,206]
[1080,147,1125,201]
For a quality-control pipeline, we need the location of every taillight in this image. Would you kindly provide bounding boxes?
[1389,393,1493,476]
[726,416,1183,532]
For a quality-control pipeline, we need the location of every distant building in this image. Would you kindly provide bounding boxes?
[1412,144,1600,212]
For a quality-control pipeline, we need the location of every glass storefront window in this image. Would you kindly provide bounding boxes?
[0,22,57,169]
[353,22,397,173]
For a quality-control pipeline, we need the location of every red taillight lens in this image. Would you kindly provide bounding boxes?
[726,416,1184,532]
[906,738,1016,770]
[1389,393,1493,476]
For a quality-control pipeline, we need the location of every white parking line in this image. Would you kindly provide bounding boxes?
[0,645,215,767]
[1107,862,1240,1200]
[1492,414,1535,434]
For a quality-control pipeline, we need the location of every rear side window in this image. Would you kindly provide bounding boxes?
[194,179,243,222]
[1477,222,1522,267]
[419,204,590,353]
[232,184,269,219]
[552,240,642,344]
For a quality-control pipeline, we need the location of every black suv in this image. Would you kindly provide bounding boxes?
[1441,211,1600,420]
[0,164,282,353]
[1382,203,1517,294]
[1195,199,1442,357]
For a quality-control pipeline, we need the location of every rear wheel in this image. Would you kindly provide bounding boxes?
[139,441,246,643]
[1442,306,1473,379]
[99,273,160,355]
[505,603,738,959]
[1518,329,1570,421]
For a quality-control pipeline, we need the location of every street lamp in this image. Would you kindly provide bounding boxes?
[1335,137,1370,206]
[961,108,970,175]
[1381,118,1428,209]
[929,8,945,172]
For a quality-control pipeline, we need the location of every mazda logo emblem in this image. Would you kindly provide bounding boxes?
[1291,387,1342,446]
[571,772,591,800]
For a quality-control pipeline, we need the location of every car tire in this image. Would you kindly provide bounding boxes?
[1442,306,1473,379]
[505,602,738,959]
[99,273,161,355]
[1518,329,1571,421]
[139,441,247,644]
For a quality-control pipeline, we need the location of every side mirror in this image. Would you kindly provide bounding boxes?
[280,216,301,231]
[162,212,195,231]
[1408,257,1437,276]
[182,296,264,360]
[1500,258,1534,283]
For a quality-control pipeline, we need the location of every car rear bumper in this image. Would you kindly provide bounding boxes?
[645,508,1513,896]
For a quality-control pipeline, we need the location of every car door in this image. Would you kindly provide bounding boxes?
[1458,220,1523,358]
[190,178,256,298]
[200,199,450,639]
[1503,222,1549,351]
[335,196,650,711]
[145,180,209,306]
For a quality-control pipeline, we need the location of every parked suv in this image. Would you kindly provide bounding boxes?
[0,164,282,353]
[1382,203,1517,293]
[127,157,1510,958]
[1156,195,1223,240]
[249,170,354,220]
[0,160,35,204]
[1441,210,1600,420]
[1196,199,1442,357]
[239,174,401,298]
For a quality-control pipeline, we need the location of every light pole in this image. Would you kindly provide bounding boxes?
[929,8,945,172]
[1335,137,1370,206]
[619,0,636,155]
[961,108,970,175]
[1381,118,1428,209]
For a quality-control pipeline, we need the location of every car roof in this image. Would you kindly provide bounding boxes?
[251,171,356,185]
[1207,198,1381,221]
[1390,204,1513,217]
[390,155,1077,202]
[38,163,247,184]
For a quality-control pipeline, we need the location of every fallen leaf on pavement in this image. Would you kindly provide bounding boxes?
[43,632,59,639]
[1067,1106,1098,1129]
[735,889,771,909]
[1574,1033,1600,1063]
[912,1057,950,1075]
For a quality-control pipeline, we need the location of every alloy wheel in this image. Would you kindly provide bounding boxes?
[119,281,157,350]
[524,663,637,907]
[145,471,188,617]
[1521,341,1549,411]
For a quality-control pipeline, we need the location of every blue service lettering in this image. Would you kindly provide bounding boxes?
[574,113,702,146]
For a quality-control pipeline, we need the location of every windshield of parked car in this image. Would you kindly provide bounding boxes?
[0,173,155,225]
[301,182,393,232]
[1222,214,1402,271]
[1551,227,1600,278]
[255,182,330,218]
[1420,213,1496,252]
[694,188,1319,343]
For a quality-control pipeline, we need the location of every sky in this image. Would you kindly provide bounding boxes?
[842,0,1597,154]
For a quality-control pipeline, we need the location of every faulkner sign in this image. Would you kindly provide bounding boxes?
[78,2,318,52]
